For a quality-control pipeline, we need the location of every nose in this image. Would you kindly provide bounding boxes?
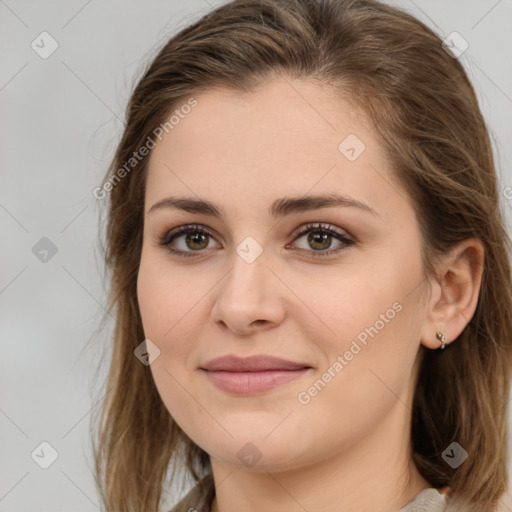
[211,244,286,336]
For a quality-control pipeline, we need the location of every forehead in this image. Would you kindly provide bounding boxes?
[144,77,406,221]
[152,78,369,159]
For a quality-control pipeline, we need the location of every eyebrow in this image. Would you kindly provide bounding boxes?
[148,193,378,219]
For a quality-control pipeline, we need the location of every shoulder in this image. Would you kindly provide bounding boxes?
[167,474,215,512]
[398,487,451,512]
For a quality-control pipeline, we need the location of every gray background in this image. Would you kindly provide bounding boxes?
[1,1,511,511]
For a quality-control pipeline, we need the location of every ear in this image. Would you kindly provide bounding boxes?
[420,238,485,350]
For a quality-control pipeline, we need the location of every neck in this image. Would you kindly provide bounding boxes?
[209,404,430,512]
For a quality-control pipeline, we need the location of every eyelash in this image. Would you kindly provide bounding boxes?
[155,222,355,259]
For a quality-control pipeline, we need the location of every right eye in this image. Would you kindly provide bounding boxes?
[156,224,221,257]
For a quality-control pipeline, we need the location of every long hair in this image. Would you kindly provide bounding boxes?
[91,1,512,510]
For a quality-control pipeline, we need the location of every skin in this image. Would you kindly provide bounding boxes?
[137,76,484,512]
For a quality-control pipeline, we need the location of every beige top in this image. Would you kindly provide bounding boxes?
[168,474,450,512]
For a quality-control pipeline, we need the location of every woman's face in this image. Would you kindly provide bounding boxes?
[137,77,430,472]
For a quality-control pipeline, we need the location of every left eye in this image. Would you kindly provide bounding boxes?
[156,222,355,258]
[288,223,355,257]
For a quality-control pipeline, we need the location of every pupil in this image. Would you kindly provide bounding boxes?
[187,233,207,249]
[309,231,331,250]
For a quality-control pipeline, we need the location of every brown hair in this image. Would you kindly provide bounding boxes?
[91,0,512,510]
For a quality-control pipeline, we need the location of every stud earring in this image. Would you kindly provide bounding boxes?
[436,330,447,350]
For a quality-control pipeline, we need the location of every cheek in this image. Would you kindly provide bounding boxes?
[297,249,423,389]
[291,259,405,349]
[137,253,195,344]
[137,257,208,432]
[137,263,168,342]
[137,253,217,385]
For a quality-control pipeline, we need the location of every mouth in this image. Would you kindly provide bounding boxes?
[199,354,313,395]
[200,368,311,395]
[201,354,311,372]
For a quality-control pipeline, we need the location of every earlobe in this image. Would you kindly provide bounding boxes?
[420,238,485,350]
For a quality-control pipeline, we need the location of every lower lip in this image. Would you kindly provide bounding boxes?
[201,368,310,395]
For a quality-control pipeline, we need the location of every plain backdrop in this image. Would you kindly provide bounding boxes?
[1,1,511,511]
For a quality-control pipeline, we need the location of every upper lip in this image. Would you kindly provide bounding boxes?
[201,355,311,372]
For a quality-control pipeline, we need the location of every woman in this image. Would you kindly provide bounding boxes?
[92,1,512,511]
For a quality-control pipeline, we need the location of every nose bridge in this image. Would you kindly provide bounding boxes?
[223,237,269,306]
[212,235,284,332]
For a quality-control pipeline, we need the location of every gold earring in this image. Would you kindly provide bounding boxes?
[436,331,447,350]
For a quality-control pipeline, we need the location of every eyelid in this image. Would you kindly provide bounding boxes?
[290,222,354,244]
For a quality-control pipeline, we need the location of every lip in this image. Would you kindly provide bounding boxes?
[200,355,312,395]
[201,354,311,372]
[202,369,310,395]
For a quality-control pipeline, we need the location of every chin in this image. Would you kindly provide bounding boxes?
[205,434,311,473]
